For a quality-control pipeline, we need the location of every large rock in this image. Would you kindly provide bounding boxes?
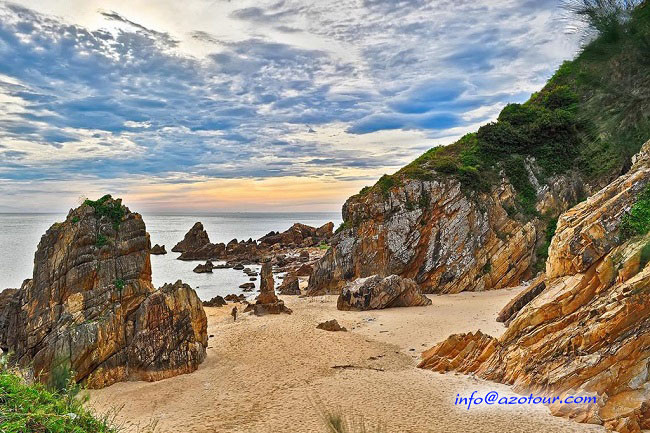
[244,262,292,315]
[0,196,208,389]
[172,222,211,253]
[151,244,167,255]
[418,141,650,432]
[178,242,226,261]
[337,275,432,311]
[307,160,586,296]
[277,273,300,295]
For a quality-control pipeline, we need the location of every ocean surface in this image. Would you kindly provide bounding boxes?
[0,212,341,300]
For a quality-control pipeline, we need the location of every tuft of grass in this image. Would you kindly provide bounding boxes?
[311,396,386,433]
[0,362,118,432]
[376,175,398,199]
[83,195,125,230]
[96,234,109,248]
[620,185,650,240]
[114,279,125,291]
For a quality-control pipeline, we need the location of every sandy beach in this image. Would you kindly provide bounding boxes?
[86,288,605,433]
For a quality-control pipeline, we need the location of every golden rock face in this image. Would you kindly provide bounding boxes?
[0,198,208,389]
[419,141,650,432]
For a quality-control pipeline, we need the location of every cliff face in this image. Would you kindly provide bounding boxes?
[418,141,650,432]
[0,196,207,389]
[309,166,584,294]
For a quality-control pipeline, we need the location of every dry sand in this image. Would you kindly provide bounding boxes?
[86,288,605,433]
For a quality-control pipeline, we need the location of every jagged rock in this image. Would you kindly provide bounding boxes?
[337,275,432,311]
[259,222,334,247]
[203,295,227,307]
[193,260,214,273]
[178,242,226,261]
[307,158,586,296]
[0,196,208,389]
[277,273,300,295]
[224,294,246,302]
[296,263,313,277]
[244,262,292,315]
[239,282,255,290]
[151,244,167,255]
[172,222,211,253]
[316,319,347,332]
[496,275,546,324]
[418,141,650,432]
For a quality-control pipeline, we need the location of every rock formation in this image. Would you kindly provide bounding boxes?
[172,222,211,253]
[0,196,208,389]
[277,272,300,295]
[203,295,227,307]
[307,167,586,295]
[337,275,432,311]
[151,244,167,255]
[244,262,292,315]
[193,260,214,273]
[316,319,347,332]
[259,222,333,247]
[178,243,226,261]
[418,141,650,432]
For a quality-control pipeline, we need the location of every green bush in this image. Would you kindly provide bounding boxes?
[84,195,125,230]
[114,279,125,291]
[376,175,397,199]
[0,368,117,432]
[620,185,650,239]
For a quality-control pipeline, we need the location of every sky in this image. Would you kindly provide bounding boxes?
[0,0,582,213]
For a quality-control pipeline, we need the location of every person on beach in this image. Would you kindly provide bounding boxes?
[231,306,237,322]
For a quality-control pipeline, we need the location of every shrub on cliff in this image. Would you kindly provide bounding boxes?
[620,184,650,239]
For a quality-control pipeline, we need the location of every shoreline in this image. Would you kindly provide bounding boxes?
[86,290,605,433]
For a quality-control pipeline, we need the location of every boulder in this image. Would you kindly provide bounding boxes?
[203,295,227,307]
[244,262,292,315]
[239,282,255,290]
[418,141,650,432]
[337,275,432,311]
[277,273,300,295]
[0,196,207,389]
[225,294,246,302]
[296,263,313,277]
[316,319,347,332]
[151,244,167,255]
[193,260,214,273]
[172,222,211,253]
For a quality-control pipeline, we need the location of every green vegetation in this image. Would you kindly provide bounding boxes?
[360,2,650,222]
[0,361,117,432]
[114,279,125,291]
[96,234,109,248]
[535,217,559,272]
[83,195,125,230]
[620,184,650,239]
[71,216,80,224]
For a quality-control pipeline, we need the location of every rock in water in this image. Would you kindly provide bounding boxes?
[151,244,167,255]
[337,275,432,311]
[418,141,650,432]
[0,195,208,389]
[277,272,300,295]
[316,319,347,332]
[172,222,211,253]
[244,262,292,315]
[193,260,214,273]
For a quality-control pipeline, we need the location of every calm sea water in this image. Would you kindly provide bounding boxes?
[0,212,341,300]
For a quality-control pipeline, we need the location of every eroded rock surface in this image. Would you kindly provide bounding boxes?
[172,222,211,253]
[337,275,432,311]
[244,262,292,316]
[316,319,347,332]
[418,141,650,432]
[277,272,300,295]
[308,159,585,295]
[0,196,208,389]
[151,244,167,255]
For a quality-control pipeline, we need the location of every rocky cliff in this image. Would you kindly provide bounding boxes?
[309,164,584,295]
[418,141,650,432]
[0,195,208,388]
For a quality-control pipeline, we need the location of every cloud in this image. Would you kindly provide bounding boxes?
[0,0,581,211]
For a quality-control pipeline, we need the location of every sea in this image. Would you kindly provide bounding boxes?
[0,212,341,301]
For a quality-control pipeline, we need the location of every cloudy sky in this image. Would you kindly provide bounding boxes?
[0,0,581,213]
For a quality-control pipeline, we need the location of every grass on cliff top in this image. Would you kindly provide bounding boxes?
[357,2,650,218]
[83,194,125,230]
